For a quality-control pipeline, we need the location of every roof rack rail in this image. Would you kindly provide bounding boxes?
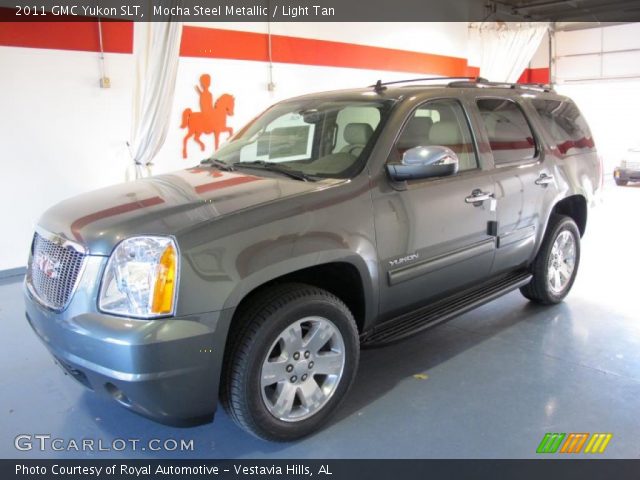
[370,77,555,94]
[371,76,487,93]
[519,82,555,92]
[448,79,555,93]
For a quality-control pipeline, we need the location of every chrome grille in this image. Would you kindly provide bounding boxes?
[27,231,87,310]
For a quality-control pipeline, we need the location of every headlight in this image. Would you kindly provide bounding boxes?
[98,236,178,318]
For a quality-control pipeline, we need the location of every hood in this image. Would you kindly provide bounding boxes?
[38,167,338,255]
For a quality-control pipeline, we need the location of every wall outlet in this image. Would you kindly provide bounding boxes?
[100,77,111,89]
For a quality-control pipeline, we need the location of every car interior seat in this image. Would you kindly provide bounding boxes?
[428,120,475,171]
[340,123,374,157]
[396,117,434,153]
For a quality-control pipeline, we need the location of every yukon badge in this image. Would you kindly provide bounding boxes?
[389,253,420,267]
[33,253,60,279]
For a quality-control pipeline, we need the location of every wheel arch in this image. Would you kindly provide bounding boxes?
[532,193,587,261]
[223,254,376,337]
[550,194,587,237]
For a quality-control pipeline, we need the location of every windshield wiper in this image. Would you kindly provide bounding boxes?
[200,158,235,172]
[232,161,316,182]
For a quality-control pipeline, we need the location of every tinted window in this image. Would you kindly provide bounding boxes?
[395,99,478,172]
[477,99,536,164]
[532,99,594,156]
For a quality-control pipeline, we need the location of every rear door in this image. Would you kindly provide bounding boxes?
[472,96,557,274]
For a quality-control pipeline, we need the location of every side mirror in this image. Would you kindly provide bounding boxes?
[387,146,459,181]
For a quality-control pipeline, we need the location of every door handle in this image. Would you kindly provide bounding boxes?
[535,173,554,186]
[465,189,494,205]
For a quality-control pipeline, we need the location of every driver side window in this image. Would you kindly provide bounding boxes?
[395,99,478,173]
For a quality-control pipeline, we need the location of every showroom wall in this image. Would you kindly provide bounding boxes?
[0,21,554,272]
[0,22,136,272]
[0,21,479,271]
[553,23,640,173]
[518,31,549,83]
[163,22,474,169]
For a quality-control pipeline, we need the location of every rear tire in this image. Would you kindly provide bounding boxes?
[520,214,581,305]
[221,283,359,441]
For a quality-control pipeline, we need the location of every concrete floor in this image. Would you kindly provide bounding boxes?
[1,180,639,459]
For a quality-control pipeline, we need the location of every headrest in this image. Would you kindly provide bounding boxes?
[434,107,457,123]
[397,117,433,149]
[344,123,374,145]
[429,121,461,146]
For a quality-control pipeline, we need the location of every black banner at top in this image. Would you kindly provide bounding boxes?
[2,0,640,22]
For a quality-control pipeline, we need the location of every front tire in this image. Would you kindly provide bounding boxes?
[615,178,628,186]
[221,283,359,441]
[520,214,581,305]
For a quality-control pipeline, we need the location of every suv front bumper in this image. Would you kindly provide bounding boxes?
[24,282,228,427]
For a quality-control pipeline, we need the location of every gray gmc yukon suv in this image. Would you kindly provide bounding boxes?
[24,78,602,441]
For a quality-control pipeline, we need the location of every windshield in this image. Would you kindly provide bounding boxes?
[213,98,394,179]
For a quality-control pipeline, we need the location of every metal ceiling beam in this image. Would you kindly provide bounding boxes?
[509,0,577,11]
[539,2,640,21]
[487,0,640,21]
[554,21,635,31]
[492,0,640,20]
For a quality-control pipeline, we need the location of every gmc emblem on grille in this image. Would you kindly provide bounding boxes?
[33,253,60,279]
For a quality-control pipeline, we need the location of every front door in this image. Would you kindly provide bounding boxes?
[373,98,496,320]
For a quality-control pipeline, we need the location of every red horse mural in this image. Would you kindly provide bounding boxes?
[180,74,235,159]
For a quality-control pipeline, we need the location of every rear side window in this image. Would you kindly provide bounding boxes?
[532,99,595,156]
[477,99,536,165]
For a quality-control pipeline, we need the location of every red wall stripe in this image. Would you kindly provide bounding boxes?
[517,67,550,84]
[0,21,478,77]
[466,65,480,77]
[0,19,133,53]
[180,26,474,76]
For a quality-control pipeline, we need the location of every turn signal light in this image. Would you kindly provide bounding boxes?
[151,244,177,315]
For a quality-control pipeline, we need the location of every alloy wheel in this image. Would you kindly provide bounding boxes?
[260,316,345,422]
[547,230,577,295]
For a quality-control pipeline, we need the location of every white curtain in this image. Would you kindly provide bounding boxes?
[127,21,183,180]
[471,22,549,84]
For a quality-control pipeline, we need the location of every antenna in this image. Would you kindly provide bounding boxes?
[373,80,387,93]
